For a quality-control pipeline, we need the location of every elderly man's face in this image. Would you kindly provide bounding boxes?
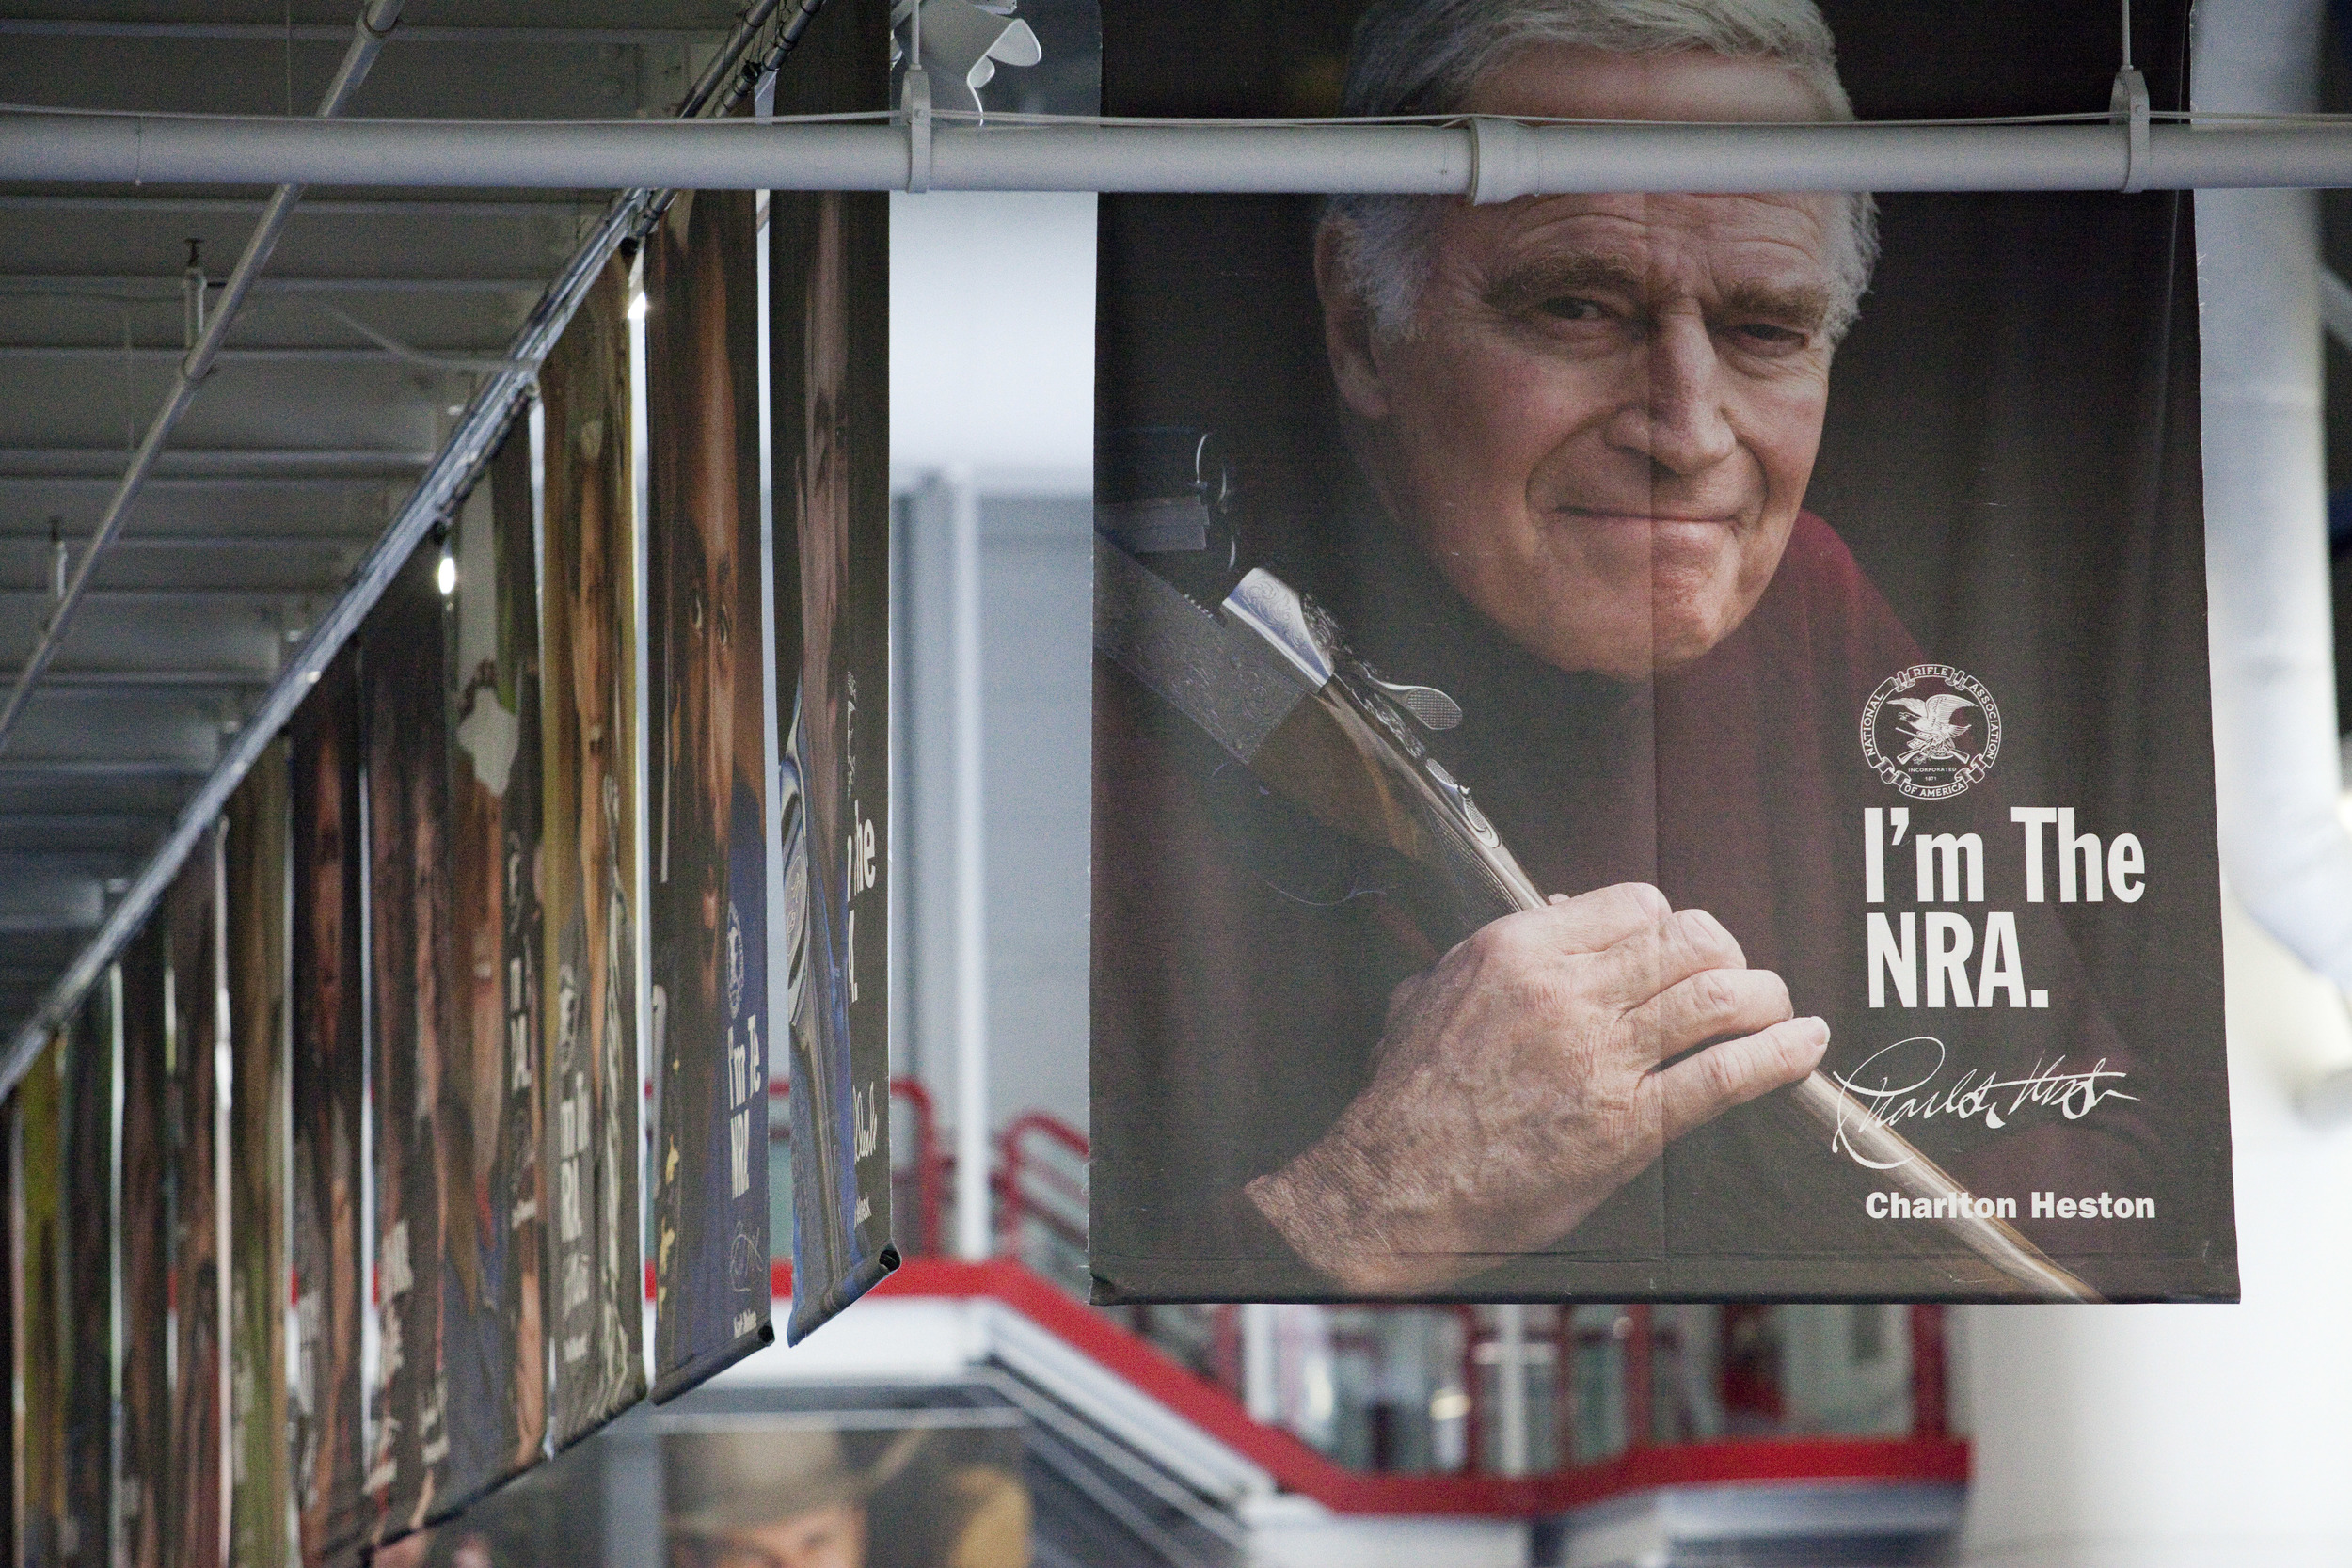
[1326,46,1841,678]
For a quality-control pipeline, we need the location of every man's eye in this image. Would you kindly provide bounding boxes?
[1535,296,1607,322]
[1728,322,1809,351]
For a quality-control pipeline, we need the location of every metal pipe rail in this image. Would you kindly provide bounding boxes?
[16,110,2352,192]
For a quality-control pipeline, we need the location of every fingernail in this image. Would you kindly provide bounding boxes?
[1803,1016,1830,1044]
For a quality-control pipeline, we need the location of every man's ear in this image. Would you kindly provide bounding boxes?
[1315,220,1391,423]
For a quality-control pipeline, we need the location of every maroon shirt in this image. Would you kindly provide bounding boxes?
[1091,513,2156,1301]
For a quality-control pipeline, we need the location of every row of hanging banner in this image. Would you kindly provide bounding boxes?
[1,0,2265,1555]
[3,19,894,1566]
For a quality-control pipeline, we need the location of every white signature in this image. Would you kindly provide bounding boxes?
[1828,1036,2137,1169]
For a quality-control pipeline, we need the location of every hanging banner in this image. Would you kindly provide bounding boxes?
[1089,0,2233,1305]
[288,645,369,1568]
[225,745,291,1568]
[361,543,453,1540]
[166,832,228,1568]
[13,1032,64,1568]
[439,424,551,1497]
[117,919,169,1568]
[539,257,647,1440]
[62,987,112,1568]
[645,185,773,1397]
[775,0,898,1345]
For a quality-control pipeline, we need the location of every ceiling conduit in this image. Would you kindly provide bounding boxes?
[0,0,408,759]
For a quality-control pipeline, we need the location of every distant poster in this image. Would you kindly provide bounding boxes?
[62,987,112,1568]
[1089,0,2232,1304]
[773,0,897,1345]
[13,1033,64,1567]
[538,258,646,1441]
[288,646,369,1568]
[660,1416,1029,1568]
[362,545,453,1539]
[117,919,169,1568]
[439,423,550,1497]
[225,745,290,1568]
[165,832,227,1568]
[646,185,773,1397]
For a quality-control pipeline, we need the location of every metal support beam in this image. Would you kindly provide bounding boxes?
[1,273,548,294]
[0,0,411,762]
[0,0,797,1097]
[0,21,718,44]
[14,110,2352,193]
[0,531,373,548]
[0,759,210,779]
[0,475,401,490]
[0,671,270,689]
[0,345,512,369]
[0,587,338,602]
[0,449,433,474]
[0,195,595,216]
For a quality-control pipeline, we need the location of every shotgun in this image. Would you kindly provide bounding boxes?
[1095,531,2097,1302]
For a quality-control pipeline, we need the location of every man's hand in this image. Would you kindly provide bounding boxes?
[1244,882,1828,1292]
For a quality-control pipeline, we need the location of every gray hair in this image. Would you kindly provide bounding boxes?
[1326,0,1880,342]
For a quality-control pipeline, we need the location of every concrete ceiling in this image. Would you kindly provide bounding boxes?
[0,2,742,1039]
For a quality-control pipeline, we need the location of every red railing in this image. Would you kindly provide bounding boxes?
[856,1257,1968,1519]
[774,1096,1957,1487]
[767,1075,946,1258]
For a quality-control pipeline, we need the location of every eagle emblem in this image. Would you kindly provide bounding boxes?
[1861,665,2002,800]
[1889,693,1979,766]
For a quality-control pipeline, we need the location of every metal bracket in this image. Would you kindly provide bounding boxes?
[1469,115,1534,205]
[2112,66,2150,194]
[903,64,933,194]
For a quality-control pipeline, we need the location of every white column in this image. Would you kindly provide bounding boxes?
[1960,4,2352,1561]
[1958,895,2352,1565]
[1494,1304,1531,1477]
[1243,1303,1280,1423]
[947,465,993,1260]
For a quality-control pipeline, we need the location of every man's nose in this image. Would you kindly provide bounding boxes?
[1613,314,1738,478]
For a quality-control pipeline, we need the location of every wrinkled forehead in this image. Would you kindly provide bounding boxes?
[1445,191,1840,309]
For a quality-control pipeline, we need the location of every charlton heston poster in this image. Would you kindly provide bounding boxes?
[1089,0,2237,1304]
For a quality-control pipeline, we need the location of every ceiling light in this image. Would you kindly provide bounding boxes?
[436,550,458,596]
